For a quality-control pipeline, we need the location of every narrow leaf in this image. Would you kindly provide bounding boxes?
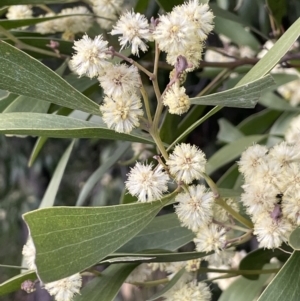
[0,113,154,144]
[0,41,100,115]
[76,142,131,206]
[190,75,275,108]
[23,198,170,283]
[238,18,300,86]
[74,264,137,301]
[206,135,266,175]
[39,140,75,208]
[217,119,244,143]
[257,251,300,301]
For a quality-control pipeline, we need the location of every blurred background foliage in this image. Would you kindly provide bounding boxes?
[0,0,300,300]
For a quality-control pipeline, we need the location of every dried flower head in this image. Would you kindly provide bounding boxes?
[166,143,206,184]
[163,84,191,115]
[44,273,82,301]
[111,11,152,56]
[70,34,110,78]
[125,162,169,202]
[175,185,214,232]
[100,94,143,133]
[98,64,141,97]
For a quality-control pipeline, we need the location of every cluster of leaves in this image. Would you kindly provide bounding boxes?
[0,0,300,301]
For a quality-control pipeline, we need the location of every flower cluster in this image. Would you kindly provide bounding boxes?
[238,142,300,248]
[22,237,82,301]
[36,6,93,38]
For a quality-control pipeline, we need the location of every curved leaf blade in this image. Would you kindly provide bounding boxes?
[23,199,169,283]
[289,227,300,250]
[0,113,154,143]
[0,41,99,115]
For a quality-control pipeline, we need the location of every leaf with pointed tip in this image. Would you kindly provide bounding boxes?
[191,75,275,108]
[23,197,172,283]
[0,113,153,144]
[0,270,36,296]
[39,140,75,208]
[0,42,99,115]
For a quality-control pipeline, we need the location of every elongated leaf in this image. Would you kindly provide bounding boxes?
[206,135,266,175]
[74,263,137,301]
[23,197,171,283]
[118,213,194,253]
[0,94,18,112]
[289,227,300,250]
[217,119,244,143]
[219,268,274,301]
[259,91,300,112]
[217,164,240,188]
[0,270,36,296]
[147,268,186,301]
[238,109,282,135]
[257,251,300,301]
[0,113,153,143]
[190,75,275,108]
[214,16,260,50]
[3,95,50,113]
[239,247,291,280]
[39,140,75,208]
[76,142,130,206]
[0,90,9,100]
[238,18,300,86]
[0,42,99,115]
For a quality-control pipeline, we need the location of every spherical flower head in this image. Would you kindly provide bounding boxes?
[90,0,123,16]
[56,6,93,35]
[268,141,298,167]
[282,187,300,225]
[238,144,268,179]
[44,273,82,301]
[125,162,169,202]
[70,34,110,78]
[111,11,152,56]
[164,281,211,301]
[194,224,226,253]
[35,13,57,34]
[173,0,214,41]
[254,214,293,249]
[175,185,214,232]
[163,84,191,115]
[6,5,33,20]
[100,94,143,133]
[285,114,300,144]
[131,143,153,161]
[92,5,118,30]
[153,12,198,54]
[22,236,36,270]
[166,42,204,71]
[98,64,141,97]
[166,143,206,184]
[126,263,152,283]
[185,259,201,272]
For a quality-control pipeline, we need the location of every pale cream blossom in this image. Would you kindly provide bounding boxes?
[163,84,190,115]
[111,11,152,56]
[282,187,300,225]
[172,0,214,41]
[213,198,239,223]
[131,143,152,161]
[22,236,36,270]
[166,143,206,184]
[153,12,198,54]
[6,5,32,20]
[285,114,300,144]
[35,13,57,34]
[92,6,118,30]
[100,94,143,133]
[194,224,226,253]
[70,34,110,78]
[175,185,214,232]
[44,273,82,301]
[125,263,152,283]
[125,163,169,202]
[98,64,141,97]
[90,0,123,15]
